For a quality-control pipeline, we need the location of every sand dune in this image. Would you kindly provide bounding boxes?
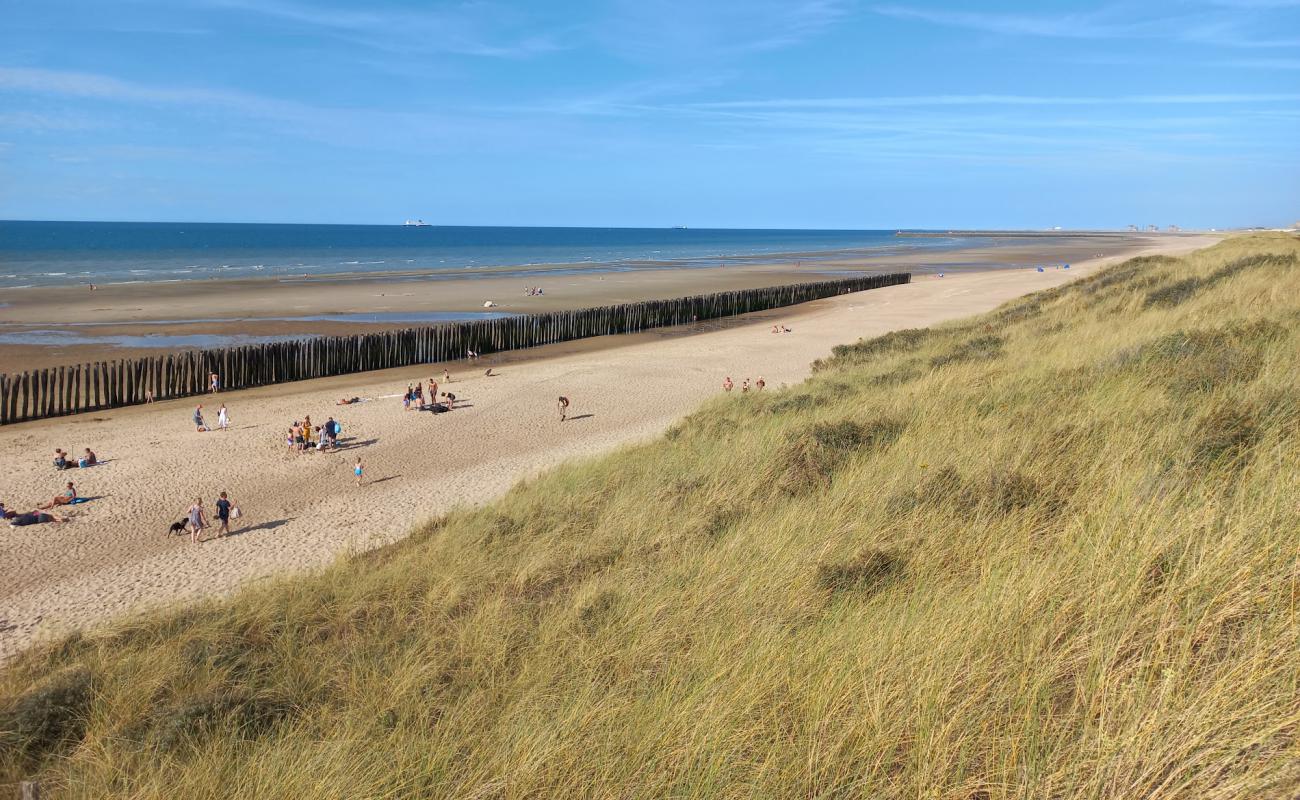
[0,236,1216,660]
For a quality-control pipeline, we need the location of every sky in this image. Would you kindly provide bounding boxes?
[0,0,1297,229]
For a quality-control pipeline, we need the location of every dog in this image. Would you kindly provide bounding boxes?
[166,519,189,537]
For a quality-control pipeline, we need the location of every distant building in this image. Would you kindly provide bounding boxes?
[1147,224,1159,232]
[1127,224,1138,232]
[1168,225,1181,232]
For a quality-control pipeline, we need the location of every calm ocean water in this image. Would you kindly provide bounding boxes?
[0,221,980,289]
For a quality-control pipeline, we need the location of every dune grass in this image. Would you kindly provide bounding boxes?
[3,234,1298,799]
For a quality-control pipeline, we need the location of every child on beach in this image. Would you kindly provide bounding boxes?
[354,457,364,487]
[187,498,207,544]
[557,396,570,422]
[214,491,234,537]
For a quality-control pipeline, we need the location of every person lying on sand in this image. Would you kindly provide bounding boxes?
[10,510,67,526]
[336,397,362,405]
[39,482,77,509]
[0,502,16,520]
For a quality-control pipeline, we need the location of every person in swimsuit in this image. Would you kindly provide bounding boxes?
[209,372,220,393]
[442,391,456,410]
[79,448,97,468]
[187,498,207,544]
[214,491,233,537]
[755,376,766,391]
[722,377,733,392]
[39,482,77,509]
[354,457,364,487]
[741,379,750,393]
[10,510,66,526]
[557,396,570,422]
[0,502,16,519]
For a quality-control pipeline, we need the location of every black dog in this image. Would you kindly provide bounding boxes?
[167,520,188,536]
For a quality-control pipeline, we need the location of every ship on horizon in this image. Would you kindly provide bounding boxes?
[403,219,430,227]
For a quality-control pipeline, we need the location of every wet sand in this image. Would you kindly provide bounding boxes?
[0,234,1173,371]
[0,234,1218,661]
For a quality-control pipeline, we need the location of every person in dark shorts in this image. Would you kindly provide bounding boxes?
[10,511,65,526]
[214,491,234,537]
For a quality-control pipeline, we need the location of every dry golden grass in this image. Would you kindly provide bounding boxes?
[3,234,1298,799]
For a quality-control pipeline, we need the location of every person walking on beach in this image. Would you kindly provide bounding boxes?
[354,457,364,487]
[193,405,207,432]
[214,491,234,538]
[217,404,229,431]
[187,497,207,544]
[722,377,733,393]
[557,396,570,422]
[209,372,220,393]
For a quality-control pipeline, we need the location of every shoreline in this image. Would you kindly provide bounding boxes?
[0,233,1165,372]
[0,234,1219,661]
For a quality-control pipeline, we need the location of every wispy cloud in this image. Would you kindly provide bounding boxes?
[594,0,848,58]
[686,93,1300,111]
[204,0,566,58]
[873,3,1300,48]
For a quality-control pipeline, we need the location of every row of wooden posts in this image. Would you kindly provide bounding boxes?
[0,272,909,425]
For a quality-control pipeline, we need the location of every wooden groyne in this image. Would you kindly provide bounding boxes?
[0,272,909,424]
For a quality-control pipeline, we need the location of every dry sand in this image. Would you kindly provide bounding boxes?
[0,235,1216,660]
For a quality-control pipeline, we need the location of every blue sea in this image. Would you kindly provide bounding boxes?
[0,221,984,290]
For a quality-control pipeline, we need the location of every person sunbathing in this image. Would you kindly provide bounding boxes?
[39,482,77,509]
[10,510,66,526]
[337,397,361,405]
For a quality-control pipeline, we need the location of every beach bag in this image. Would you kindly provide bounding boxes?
[231,506,242,520]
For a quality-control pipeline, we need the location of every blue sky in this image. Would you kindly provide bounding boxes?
[1,0,1297,228]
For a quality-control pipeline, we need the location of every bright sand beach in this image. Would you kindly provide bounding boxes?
[0,234,1217,660]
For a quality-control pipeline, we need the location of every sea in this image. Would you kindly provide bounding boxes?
[0,221,989,290]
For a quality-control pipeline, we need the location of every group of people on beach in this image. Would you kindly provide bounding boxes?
[403,373,457,412]
[7,447,103,524]
[287,413,341,452]
[722,376,765,393]
[192,403,229,432]
[524,286,545,296]
[53,447,97,470]
[178,491,237,544]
